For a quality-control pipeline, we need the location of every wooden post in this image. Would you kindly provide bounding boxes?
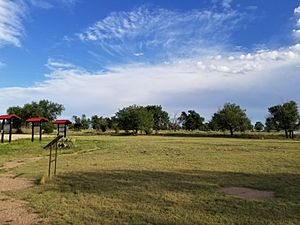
[8,119,12,143]
[1,119,5,143]
[64,124,67,137]
[48,145,52,177]
[39,121,42,142]
[54,142,58,175]
[31,123,34,142]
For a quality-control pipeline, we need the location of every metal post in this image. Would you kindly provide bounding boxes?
[31,123,34,142]
[39,121,42,142]
[1,119,5,143]
[8,119,12,143]
[57,124,59,136]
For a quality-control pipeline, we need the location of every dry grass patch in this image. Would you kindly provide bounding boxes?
[218,186,275,200]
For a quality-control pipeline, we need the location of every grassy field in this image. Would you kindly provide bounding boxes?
[1,136,300,225]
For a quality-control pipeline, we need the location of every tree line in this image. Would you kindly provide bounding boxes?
[5,100,300,138]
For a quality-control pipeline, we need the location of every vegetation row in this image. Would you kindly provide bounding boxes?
[5,99,300,139]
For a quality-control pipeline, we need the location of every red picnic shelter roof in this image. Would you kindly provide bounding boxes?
[52,120,72,125]
[0,114,21,120]
[26,117,48,123]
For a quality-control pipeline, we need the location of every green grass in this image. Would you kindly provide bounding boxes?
[1,136,300,225]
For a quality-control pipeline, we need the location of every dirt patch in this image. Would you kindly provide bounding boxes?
[2,134,53,141]
[1,157,44,170]
[0,174,35,192]
[0,196,39,225]
[218,186,275,200]
[0,156,45,224]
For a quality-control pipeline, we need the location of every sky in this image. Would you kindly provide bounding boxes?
[0,0,300,122]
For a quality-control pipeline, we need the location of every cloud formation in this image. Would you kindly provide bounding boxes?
[0,4,299,123]
[0,0,26,47]
[293,6,300,39]
[1,42,299,121]
[77,6,243,62]
[0,0,78,47]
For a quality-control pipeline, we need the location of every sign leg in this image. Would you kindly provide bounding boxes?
[31,123,34,142]
[39,121,42,142]
[64,124,67,137]
[54,142,58,176]
[8,119,12,143]
[48,145,52,177]
[1,119,5,143]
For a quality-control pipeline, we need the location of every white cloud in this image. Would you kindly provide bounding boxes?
[221,0,232,9]
[0,4,299,122]
[195,45,300,74]
[0,44,299,121]
[0,0,26,47]
[77,6,242,60]
[293,5,300,39]
[46,58,77,71]
[29,0,78,9]
[0,0,79,47]
[295,6,300,14]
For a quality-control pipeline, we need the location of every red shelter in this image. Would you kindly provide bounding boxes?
[26,118,48,142]
[52,120,72,137]
[0,114,21,143]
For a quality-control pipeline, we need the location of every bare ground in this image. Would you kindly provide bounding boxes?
[0,157,44,225]
[2,157,44,170]
[0,196,39,225]
[1,134,53,141]
[218,186,275,200]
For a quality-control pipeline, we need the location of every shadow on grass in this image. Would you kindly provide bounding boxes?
[52,170,300,200]
[41,170,300,224]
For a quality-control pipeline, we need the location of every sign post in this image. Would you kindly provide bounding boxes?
[26,118,48,142]
[52,120,72,137]
[0,114,21,143]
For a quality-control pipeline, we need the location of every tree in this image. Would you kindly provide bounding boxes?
[169,112,180,131]
[145,105,169,133]
[91,115,109,132]
[6,106,23,133]
[71,114,90,130]
[254,121,264,132]
[209,103,252,136]
[178,110,205,131]
[7,100,64,133]
[72,115,82,130]
[266,101,299,138]
[115,105,154,134]
[110,116,119,134]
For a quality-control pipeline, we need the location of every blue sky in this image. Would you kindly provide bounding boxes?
[0,0,300,122]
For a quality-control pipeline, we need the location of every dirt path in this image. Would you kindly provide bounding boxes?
[0,157,44,225]
[1,134,54,141]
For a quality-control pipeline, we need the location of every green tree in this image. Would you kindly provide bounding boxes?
[267,101,299,138]
[179,110,205,131]
[265,117,277,132]
[110,116,119,134]
[6,106,23,133]
[209,103,252,136]
[145,105,169,133]
[7,100,64,133]
[116,105,154,134]
[71,114,90,130]
[254,121,264,132]
[91,115,109,132]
